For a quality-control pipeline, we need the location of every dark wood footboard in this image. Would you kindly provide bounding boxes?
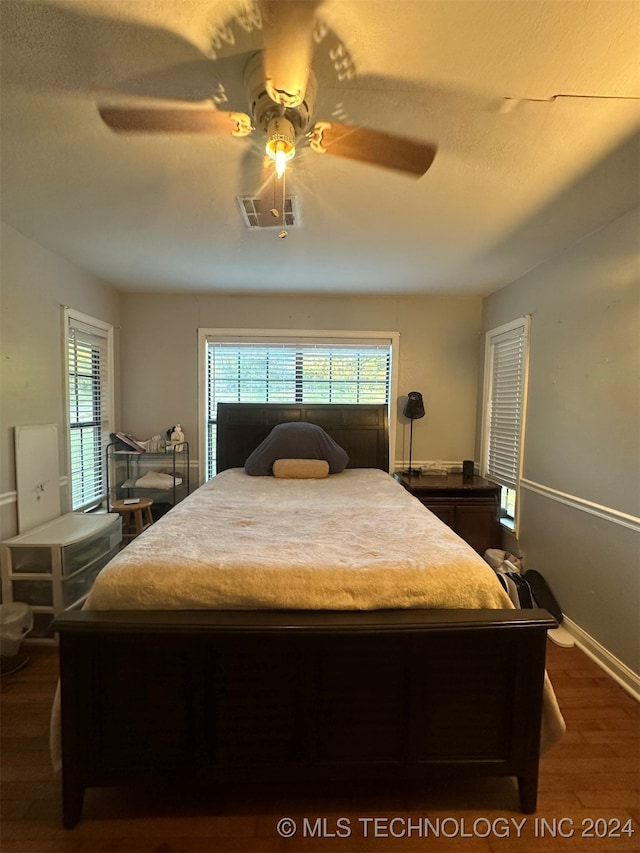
[54,608,555,827]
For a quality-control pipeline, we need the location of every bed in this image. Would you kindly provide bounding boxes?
[52,403,564,827]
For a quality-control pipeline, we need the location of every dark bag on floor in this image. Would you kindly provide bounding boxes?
[523,569,564,622]
[508,572,535,608]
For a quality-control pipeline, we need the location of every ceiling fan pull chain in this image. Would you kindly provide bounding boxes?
[282,169,286,225]
[278,170,288,239]
[270,169,280,219]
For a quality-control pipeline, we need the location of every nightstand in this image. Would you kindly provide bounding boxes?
[394,472,501,555]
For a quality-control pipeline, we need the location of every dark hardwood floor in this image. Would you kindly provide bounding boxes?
[1,640,638,852]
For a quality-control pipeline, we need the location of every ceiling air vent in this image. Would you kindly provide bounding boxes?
[237,195,299,229]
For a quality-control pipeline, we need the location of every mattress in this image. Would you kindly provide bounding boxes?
[87,468,514,611]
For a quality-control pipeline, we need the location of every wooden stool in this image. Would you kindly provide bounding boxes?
[111,498,154,541]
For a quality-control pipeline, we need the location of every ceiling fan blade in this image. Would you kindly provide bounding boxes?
[98,105,252,137]
[309,122,437,177]
[259,0,322,107]
[109,55,254,112]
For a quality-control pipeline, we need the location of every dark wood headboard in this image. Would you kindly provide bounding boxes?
[216,403,389,472]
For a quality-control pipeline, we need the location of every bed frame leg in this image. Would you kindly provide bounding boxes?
[518,771,539,814]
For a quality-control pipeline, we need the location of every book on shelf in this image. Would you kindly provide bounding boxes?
[113,432,146,453]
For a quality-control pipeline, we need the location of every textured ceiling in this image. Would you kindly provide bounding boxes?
[1,0,639,295]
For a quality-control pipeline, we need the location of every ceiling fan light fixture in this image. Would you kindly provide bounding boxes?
[265,116,296,178]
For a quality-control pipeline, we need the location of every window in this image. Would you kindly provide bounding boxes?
[200,331,398,480]
[481,317,530,527]
[65,310,113,511]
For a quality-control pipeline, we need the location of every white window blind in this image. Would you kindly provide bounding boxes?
[483,319,529,491]
[205,338,392,479]
[66,313,112,510]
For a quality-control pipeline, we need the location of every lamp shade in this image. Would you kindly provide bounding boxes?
[403,391,425,420]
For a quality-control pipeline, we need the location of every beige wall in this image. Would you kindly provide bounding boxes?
[0,223,121,539]
[118,292,483,479]
[0,221,485,538]
[3,211,637,674]
[482,207,640,673]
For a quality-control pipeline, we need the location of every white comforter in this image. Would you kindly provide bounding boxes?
[87,468,514,611]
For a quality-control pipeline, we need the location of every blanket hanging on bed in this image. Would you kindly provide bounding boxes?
[87,468,514,612]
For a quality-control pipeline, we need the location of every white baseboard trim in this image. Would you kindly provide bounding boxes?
[562,615,640,703]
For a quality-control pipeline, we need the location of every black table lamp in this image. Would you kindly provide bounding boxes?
[403,391,425,475]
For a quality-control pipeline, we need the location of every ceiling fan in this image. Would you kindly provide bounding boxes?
[97,0,438,221]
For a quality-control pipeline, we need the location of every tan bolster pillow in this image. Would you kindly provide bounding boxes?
[272,458,330,479]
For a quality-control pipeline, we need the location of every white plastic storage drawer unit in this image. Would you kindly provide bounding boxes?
[0,513,121,639]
